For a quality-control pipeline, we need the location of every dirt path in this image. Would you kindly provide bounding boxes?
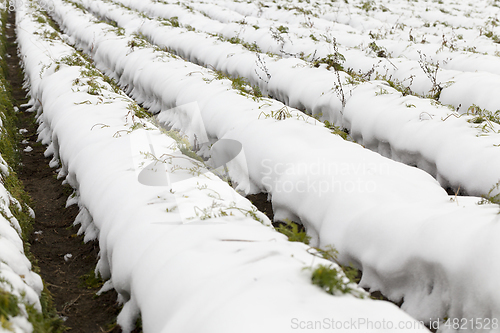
[4,10,130,333]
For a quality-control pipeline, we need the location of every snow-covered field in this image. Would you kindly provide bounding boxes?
[8,0,500,331]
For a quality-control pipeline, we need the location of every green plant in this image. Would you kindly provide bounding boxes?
[467,104,500,125]
[417,51,443,99]
[126,102,150,120]
[324,120,351,140]
[483,30,500,43]
[79,269,104,289]
[312,52,345,71]
[478,182,500,210]
[309,264,362,296]
[274,219,310,244]
[86,77,106,95]
[368,41,387,58]
[258,106,293,120]
[375,86,389,95]
[127,34,150,50]
[359,0,376,11]
[166,16,180,28]
[378,74,415,97]
[0,288,20,329]
[156,128,204,162]
[277,25,289,34]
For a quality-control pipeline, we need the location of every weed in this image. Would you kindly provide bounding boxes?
[167,16,180,28]
[158,128,204,162]
[271,219,364,298]
[274,219,310,244]
[326,38,347,113]
[79,269,104,289]
[441,105,499,133]
[86,77,106,96]
[127,34,150,51]
[467,104,500,126]
[243,41,261,53]
[478,182,500,210]
[359,0,376,11]
[207,69,262,99]
[39,29,60,42]
[483,30,500,43]
[62,0,88,13]
[378,74,415,97]
[227,36,243,45]
[375,86,389,95]
[226,204,265,224]
[255,53,271,84]
[368,41,387,58]
[0,289,20,327]
[312,52,345,71]
[324,120,351,140]
[417,51,443,99]
[311,265,352,295]
[442,33,457,51]
[270,26,288,48]
[277,25,289,34]
[305,245,366,298]
[59,53,86,68]
[368,30,384,40]
[127,103,150,120]
[259,106,293,120]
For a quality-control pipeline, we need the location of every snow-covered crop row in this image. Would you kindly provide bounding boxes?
[115,0,500,109]
[0,3,46,332]
[40,0,500,330]
[194,0,500,110]
[15,1,434,332]
[181,0,500,75]
[84,0,500,198]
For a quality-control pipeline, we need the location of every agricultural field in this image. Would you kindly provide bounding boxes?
[1,0,500,332]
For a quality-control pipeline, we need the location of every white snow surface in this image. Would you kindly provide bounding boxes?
[15,2,433,332]
[34,0,500,331]
[84,0,500,197]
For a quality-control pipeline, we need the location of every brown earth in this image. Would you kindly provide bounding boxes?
[4,10,137,333]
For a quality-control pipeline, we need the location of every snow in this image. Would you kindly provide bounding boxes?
[93,0,500,197]
[17,1,432,332]
[26,0,500,331]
